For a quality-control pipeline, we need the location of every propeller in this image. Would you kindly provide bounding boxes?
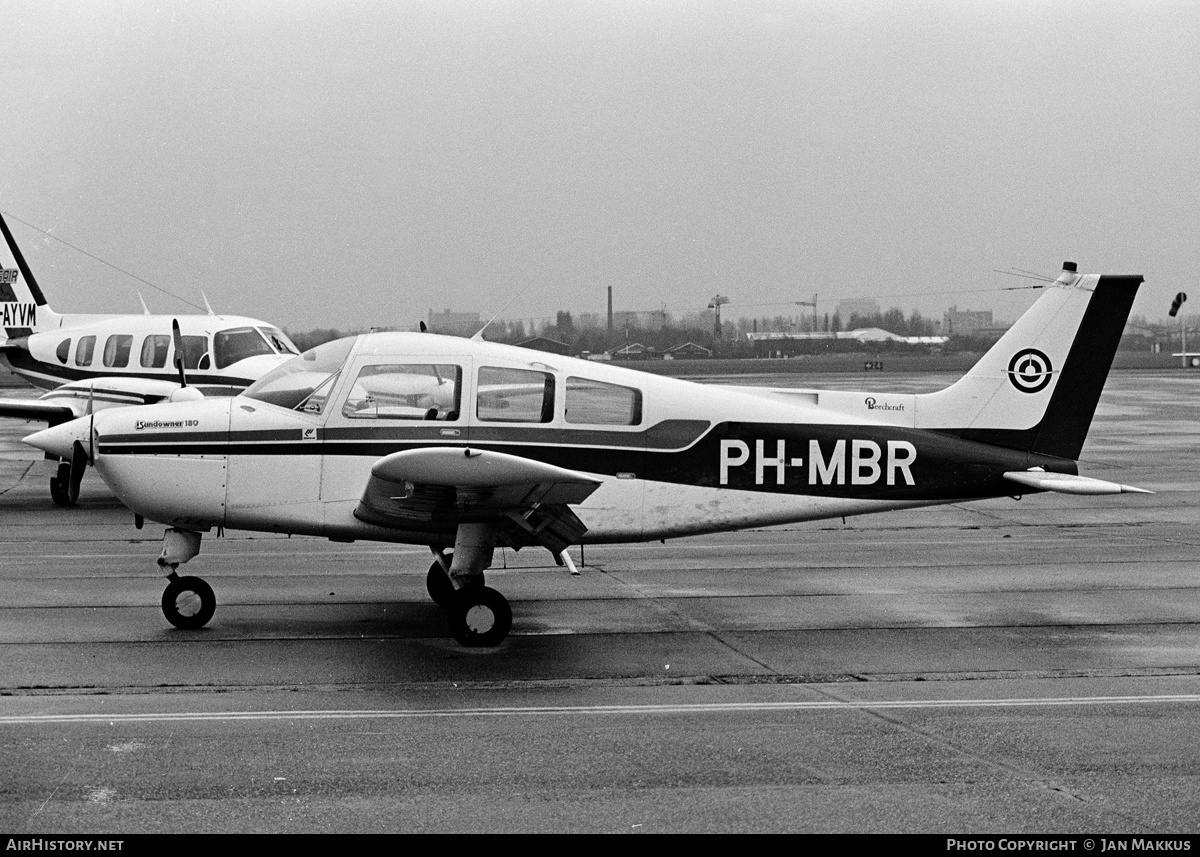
[172,318,187,388]
[168,319,205,403]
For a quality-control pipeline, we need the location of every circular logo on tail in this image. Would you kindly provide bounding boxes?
[1008,349,1054,393]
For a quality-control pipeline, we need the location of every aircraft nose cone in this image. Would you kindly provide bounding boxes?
[24,417,90,460]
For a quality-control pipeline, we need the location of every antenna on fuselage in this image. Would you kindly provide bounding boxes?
[472,282,533,342]
[201,292,216,316]
[137,291,151,315]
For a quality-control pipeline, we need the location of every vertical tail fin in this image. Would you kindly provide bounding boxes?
[0,212,56,339]
[917,263,1142,460]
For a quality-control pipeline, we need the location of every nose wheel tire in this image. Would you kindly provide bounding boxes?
[448,586,511,647]
[426,562,484,607]
[162,576,216,629]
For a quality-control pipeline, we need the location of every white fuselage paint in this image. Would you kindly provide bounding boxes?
[79,330,1027,548]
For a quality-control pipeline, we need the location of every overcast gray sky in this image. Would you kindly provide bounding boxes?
[2,0,1195,331]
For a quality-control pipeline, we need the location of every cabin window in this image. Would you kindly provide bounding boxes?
[179,335,209,371]
[476,366,555,423]
[342,364,462,420]
[565,377,643,425]
[102,334,133,368]
[140,335,170,368]
[214,327,275,369]
[74,336,95,367]
[55,339,70,364]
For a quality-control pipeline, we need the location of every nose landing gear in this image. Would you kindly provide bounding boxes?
[157,528,213,629]
[162,573,216,629]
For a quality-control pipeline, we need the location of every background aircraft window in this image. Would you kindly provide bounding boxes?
[565,377,643,425]
[103,334,133,368]
[243,336,355,411]
[477,367,555,423]
[55,339,70,364]
[214,327,275,369]
[74,336,95,367]
[342,364,462,420]
[179,335,209,371]
[140,335,170,368]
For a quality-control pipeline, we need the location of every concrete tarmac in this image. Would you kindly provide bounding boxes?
[1,370,1199,833]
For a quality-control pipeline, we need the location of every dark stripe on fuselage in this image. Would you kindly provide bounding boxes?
[101,418,713,451]
[2,349,257,390]
[97,420,1075,503]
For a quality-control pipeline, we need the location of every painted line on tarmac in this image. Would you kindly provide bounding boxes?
[3,694,1200,725]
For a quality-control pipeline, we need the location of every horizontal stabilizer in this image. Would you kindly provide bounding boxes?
[1003,470,1152,496]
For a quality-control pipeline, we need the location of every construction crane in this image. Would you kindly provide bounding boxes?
[707,294,730,341]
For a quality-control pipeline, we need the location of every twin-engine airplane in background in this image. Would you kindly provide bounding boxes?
[27,263,1149,647]
[0,213,299,504]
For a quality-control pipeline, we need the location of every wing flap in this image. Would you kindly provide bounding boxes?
[355,447,602,536]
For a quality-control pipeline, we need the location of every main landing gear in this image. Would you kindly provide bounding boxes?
[428,527,513,647]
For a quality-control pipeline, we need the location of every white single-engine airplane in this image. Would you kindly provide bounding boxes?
[0,212,299,504]
[27,263,1148,647]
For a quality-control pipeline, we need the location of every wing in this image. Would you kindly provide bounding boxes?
[355,446,603,553]
[0,397,82,424]
[0,377,181,427]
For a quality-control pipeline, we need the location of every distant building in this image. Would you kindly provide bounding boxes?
[745,328,947,357]
[943,306,994,337]
[517,336,572,356]
[664,341,713,359]
[613,342,657,360]
[428,309,481,337]
[835,298,881,322]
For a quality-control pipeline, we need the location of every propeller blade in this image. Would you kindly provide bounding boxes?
[171,319,187,388]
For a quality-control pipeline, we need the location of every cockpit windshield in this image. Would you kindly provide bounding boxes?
[259,327,299,355]
[213,327,275,369]
[241,336,356,412]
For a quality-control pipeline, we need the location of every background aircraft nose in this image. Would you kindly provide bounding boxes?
[24,418,91,460]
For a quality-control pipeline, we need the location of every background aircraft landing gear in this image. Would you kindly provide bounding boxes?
[447,586,511,647]
[49,462,76,506]
[162,573,216,629]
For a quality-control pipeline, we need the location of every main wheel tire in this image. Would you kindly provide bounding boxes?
[426,561,455,607]
[162,576,216,629]
[426,561,484,607]
[448,586,512,647]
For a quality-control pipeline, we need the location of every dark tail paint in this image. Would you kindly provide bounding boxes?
[946,275,1142,461]
[0,212,49,340]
